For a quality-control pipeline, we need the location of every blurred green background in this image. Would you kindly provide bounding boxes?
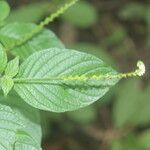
[8,0,150,149]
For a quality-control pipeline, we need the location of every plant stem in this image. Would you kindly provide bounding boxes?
[13,61,145,84]
[7,0,79,52]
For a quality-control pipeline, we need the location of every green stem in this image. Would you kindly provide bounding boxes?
[13,61,145,84]
[7,0,79,51]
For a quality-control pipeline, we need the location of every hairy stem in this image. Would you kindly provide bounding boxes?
[13,61,145,84]
[7,0,79,51]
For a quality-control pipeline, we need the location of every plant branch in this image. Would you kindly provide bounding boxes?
[13,61,145,84]
[6,0,79,52]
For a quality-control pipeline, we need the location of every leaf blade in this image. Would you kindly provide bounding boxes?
[0,76,14,96]
[0,43,7,74]
[14,48,119,112]
[0,22,64,59]
[5,57,19,78]
[0,1,10,22]
[0,91,42,150]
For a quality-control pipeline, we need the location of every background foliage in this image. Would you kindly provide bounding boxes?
[2,0,150,149]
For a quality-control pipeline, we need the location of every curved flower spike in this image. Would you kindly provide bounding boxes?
[135,61,146,76]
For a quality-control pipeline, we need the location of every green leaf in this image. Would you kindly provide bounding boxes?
[0,21,5,28]
[0,98,41,150]
[0,103,23,149]
[113,79,141,127]
[0,91,42,144]
[67,105,96,125]
[15,130,42,150]
[14,48,119,112]
[138,130,150,149]
[0,57,20,96]
[0,76,14,96]
[62,1,98,27]
[71,43,117,68]
[102,27,127,46]
[7,2,51,23]
[0,22,64,59]
[119,3,147,20]
[7,0,77,23]
[0,1,10,22]
[5,57,19,78]
[0,43,7,74]
[135,85,150,125]
[113,79,150,127]
[111,134,142,150]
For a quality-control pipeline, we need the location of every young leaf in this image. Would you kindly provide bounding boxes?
[0,22,64,59]
[0,1,10,22]
[5,56,19,78]
[0,43,7,73]
[0,75,14,96]
[14,48,119,112]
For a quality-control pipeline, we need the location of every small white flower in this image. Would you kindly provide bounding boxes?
[136,61,145,76]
